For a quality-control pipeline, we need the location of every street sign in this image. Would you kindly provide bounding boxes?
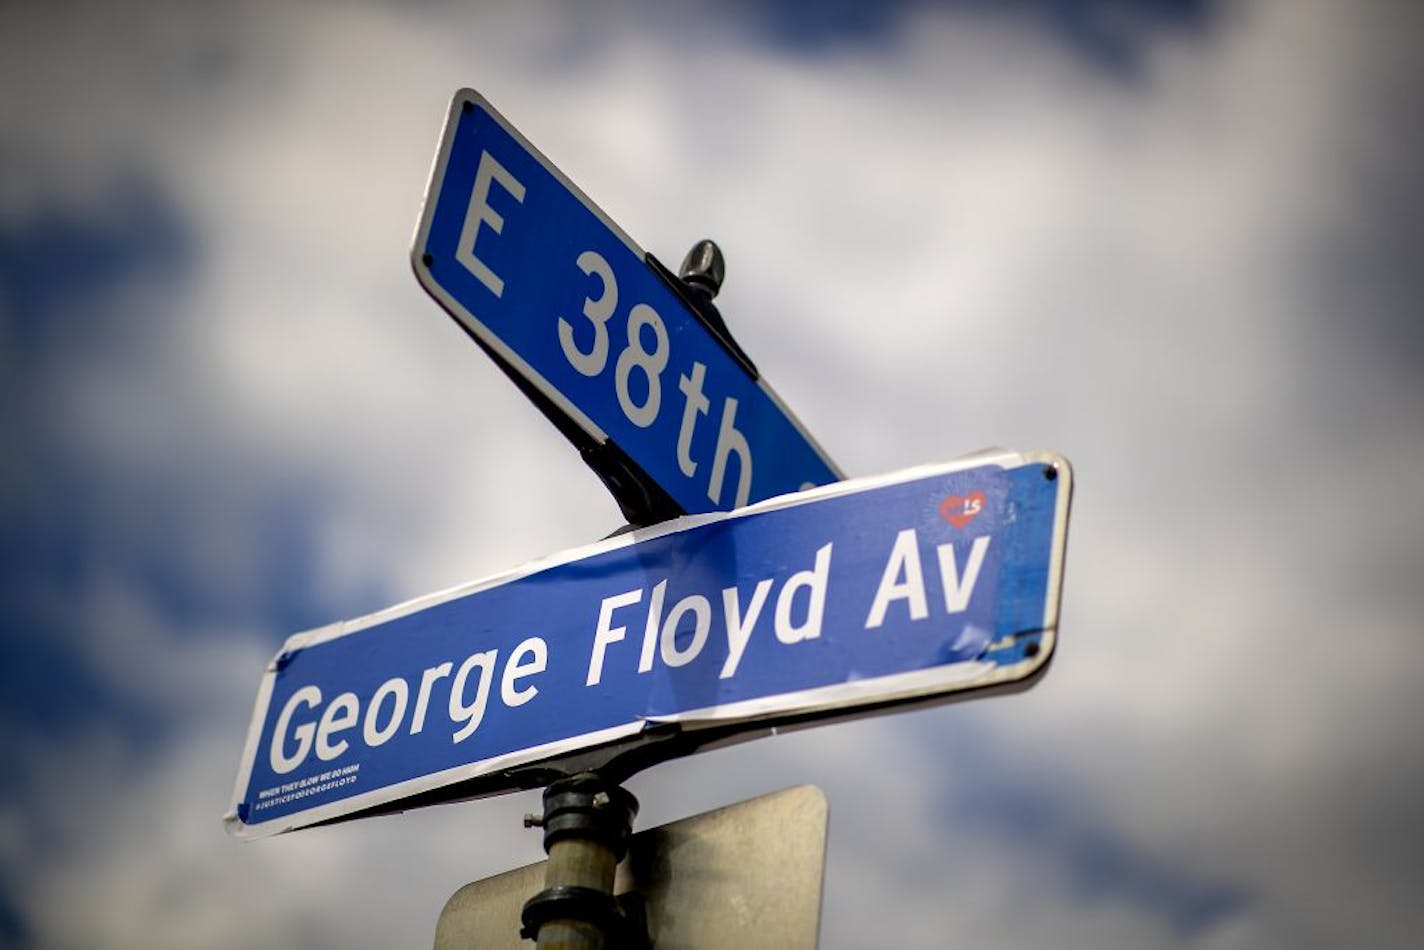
[225,450,1071,839]
[410,89,840,516]
[434,785,828,950]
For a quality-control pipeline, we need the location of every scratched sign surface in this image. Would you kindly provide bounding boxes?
[226,451,1072,838]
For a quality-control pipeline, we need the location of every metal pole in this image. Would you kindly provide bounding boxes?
[521,773,641,949]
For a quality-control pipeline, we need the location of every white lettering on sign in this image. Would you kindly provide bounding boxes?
[638,580,667,674]
[457,150,526,297]
[774,543,831,644]
[866,529,928,628]
[708,397,753,509]
[660,593,713,667]
[261,529,996,781]
[558,250,617,376]
[547,243,768,509]
[449,650,498,744]
[583,542,834,686]
[270,685,321,775]
[720,578,772,678]
[866,530,991,629]
[615,303,670,428]
[315,693,359,761]
[267,638,552,776]
[676,362,710,477]
[501,637,548,707]
[455,185,780,509]
[363,678,409,747]
[411,662,453,735]
[939,536,991,613]
[587,589,642,687]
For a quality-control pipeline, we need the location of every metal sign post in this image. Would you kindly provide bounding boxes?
[519,773,642,949]
[436,786,830,949]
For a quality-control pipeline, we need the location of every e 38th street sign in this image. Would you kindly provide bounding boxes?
[225,451,1071,839]
[410,89,841,516]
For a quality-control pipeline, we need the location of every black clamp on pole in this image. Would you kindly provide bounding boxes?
[520,773,648,949]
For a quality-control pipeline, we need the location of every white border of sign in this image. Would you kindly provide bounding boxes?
[225,449,1071,838]
[408,88,842,482]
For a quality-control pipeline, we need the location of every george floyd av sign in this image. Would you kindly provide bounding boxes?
[226,451,1072,838]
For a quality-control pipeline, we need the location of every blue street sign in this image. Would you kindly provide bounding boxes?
[411,89,840,515]
[226,452,1072,838]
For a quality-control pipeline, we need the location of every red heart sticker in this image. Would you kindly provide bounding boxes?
[939,491,986,529]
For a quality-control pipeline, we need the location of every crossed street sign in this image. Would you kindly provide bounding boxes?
[227,92,1075,854]
[411,89,841,520]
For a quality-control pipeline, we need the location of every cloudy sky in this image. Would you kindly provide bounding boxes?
[3,0,1423,947]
